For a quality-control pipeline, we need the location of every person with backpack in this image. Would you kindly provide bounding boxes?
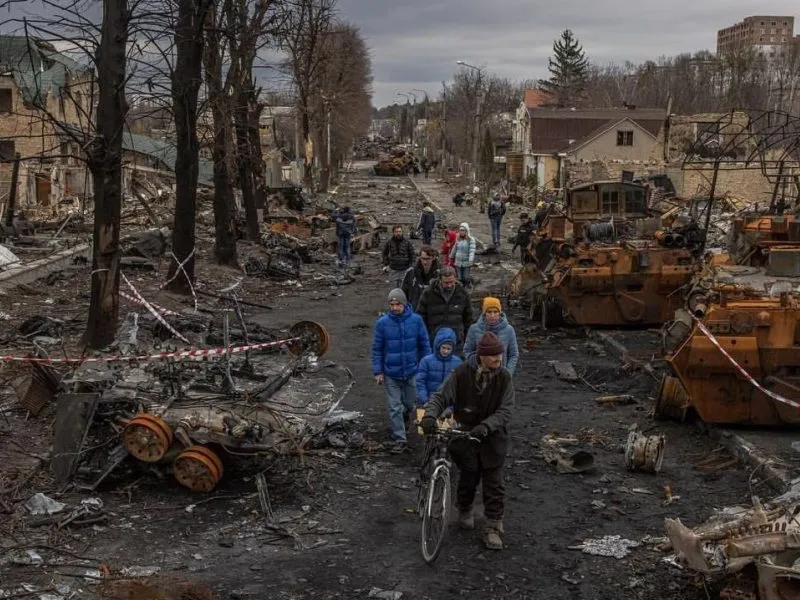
[512,213,536,265]
[487,193,507,247]
[416,204,436,245]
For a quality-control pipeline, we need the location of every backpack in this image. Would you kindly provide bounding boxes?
[488,200,503,217]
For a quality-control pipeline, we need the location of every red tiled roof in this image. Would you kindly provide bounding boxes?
[523,88,553,109]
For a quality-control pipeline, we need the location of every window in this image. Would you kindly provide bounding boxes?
[602,191,620,213]
[625,190,646,213]
[0,140,15,161]
[616,130,633,146]
[0,89,12,112]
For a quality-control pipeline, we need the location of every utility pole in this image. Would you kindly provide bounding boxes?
[4,153,21,228]
[457,60,484,185]
[407,91,417,150]
[440,82,447,176]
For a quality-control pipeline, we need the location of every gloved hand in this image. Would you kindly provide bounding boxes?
[440,407,454,420]
[421,416,437,435]
[470,423,489,439]
[382,265,390,273]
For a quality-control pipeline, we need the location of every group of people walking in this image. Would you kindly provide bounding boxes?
[371,236,519,551]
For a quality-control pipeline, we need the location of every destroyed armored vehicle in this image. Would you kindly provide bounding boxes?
[658,213,800,425]
[372,149,416,176]
[510,180,702,327]
[37,308,354,493]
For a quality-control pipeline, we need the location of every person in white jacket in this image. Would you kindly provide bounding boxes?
[449,222,476,287]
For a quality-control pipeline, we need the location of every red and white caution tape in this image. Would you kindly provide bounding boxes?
[121,272,190,344]
[692,316,800,410]
[0,337,300,365]
[120,290,177,316]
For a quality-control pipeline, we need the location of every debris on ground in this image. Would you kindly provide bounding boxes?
[569,535,641,559]
[540,433,596,474]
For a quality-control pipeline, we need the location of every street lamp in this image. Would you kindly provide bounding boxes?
[412,89,429,158]
[456,60,485,184]
[406,91,417,149]
[397,92,411,145]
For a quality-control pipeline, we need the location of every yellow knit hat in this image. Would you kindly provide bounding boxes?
[482,297,502,313]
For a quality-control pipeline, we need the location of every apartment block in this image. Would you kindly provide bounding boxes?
[717,15,795,56]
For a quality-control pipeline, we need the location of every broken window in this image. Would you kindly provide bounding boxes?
[601,191,620,213]
[0,89,12,113]
[616,131,633,146]
[625,190,646,213]
[0,140,15,160]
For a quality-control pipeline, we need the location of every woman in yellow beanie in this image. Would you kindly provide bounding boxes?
[462,296,519,374]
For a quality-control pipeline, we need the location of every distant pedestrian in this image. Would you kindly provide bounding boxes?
[382,225,415,289]
[401,245,440,309]
[420,331,514,550]
[487,193,507,247]
[440,226,458,268]
[415,327,462,407]
[371,288,431,454]
[417,266,473,349]
[416,204,436,245]
[453,191,466,207]
[334,206,356,268]
[512,213,536,265]
[449,223,476,287]
[463,297,519,375]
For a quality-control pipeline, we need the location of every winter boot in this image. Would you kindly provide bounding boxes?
[483,519,504,550]
[458,506,474,530]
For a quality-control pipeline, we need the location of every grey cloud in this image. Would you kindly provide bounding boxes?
[338,0,799,106]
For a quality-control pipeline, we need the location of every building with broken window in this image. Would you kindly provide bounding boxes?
[0,36,95,215]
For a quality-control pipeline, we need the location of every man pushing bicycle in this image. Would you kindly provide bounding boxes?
[420,331,514,550]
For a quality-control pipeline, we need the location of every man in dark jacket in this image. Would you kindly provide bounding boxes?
[487,193,507,247]
[512,213,536,264]
[401,245,439,309]
[372,288,431,454]
[382,225,416,289]
[335,206,356,267]
[417,266,473,348]
[421,331,513,550]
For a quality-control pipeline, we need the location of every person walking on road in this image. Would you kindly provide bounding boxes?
[401,245,440,310]
[417,266,473,350]
[463,297,519,375]
[421,331,514,550]
[372,288,431,454]
[382,225,415,289]
[487,193,507,247]
[512,213,536,265]
[334,206,356,268]
[416,204,436,245]
[449,223,476,287]
[415,327,462,408]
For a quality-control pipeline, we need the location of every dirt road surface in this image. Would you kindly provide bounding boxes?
[0,164,763,599]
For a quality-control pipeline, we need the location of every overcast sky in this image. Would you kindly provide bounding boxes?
[336,0,800,109]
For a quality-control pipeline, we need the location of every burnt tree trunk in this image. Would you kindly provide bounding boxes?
[234,86,259,241]
[167,0,209,292]
[300,102,314,190]
[247,95,268,214]
[203,1,238,265]
[84,0,129,349]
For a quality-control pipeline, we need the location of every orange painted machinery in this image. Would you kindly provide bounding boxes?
[509,180,703,327]
[657,213,800,425]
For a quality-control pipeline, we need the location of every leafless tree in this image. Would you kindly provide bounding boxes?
[278,0,335,190]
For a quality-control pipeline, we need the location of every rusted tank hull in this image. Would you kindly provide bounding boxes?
[536,245,694,327]
[662,301,800,425]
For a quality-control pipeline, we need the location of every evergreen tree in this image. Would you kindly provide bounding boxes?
[538,29,589,107]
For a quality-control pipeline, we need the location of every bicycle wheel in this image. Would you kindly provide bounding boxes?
[416,437,437,518]
[421,464,451,564]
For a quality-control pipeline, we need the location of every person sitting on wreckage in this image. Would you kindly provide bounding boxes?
[421,331,514,550]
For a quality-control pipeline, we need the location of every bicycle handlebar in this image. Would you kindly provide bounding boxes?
[415,422,481,443]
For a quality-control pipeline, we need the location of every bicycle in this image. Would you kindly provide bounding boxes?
[416,424,480,564]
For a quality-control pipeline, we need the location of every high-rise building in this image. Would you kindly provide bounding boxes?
[717,15,795,56]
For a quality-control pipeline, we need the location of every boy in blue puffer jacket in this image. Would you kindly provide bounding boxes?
[416,327,462,410]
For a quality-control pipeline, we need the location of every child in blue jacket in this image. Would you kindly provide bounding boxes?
[416,327,462,408]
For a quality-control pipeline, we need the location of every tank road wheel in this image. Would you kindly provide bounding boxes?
[122,414,173,463]
[173,445,224,493]
[288,321,330,357]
